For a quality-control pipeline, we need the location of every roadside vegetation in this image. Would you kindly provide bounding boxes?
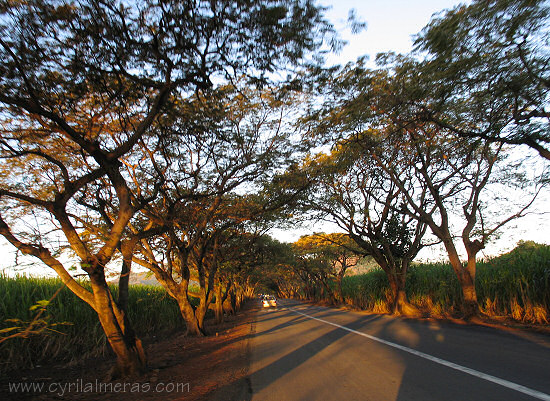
[340,241,549,324]
[0,275,184,373]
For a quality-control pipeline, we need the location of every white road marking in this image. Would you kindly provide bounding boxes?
[284,303,550,401]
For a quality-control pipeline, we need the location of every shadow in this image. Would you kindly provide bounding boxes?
[253,309,296,324]
[249,314,377,395]
[209,315,375,401]
[254,315,309,337]
[210,301,550,401]
[378,316,550,401]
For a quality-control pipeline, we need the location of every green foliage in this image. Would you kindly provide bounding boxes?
[415,0,550,160]
[476,241,550,310]
[376,211,414,259]
[405,263,463,311]
[0,294,73,343]
[341,268,390,309]
[342,242,550,321]
[0,275,183,373]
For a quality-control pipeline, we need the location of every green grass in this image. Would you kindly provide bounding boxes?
[342,241,550,322]
[0,275,184,373]
[341,268,391,310]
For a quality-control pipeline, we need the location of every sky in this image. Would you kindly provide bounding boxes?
[269,0,550,259]
[319,0,469,66]
[270,0,469,244]
[1,0,549,276]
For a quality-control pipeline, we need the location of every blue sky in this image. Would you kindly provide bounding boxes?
[270,0,550,259]
[320,0,470,66]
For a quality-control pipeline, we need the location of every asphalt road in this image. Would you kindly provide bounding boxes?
[249,299,550,401]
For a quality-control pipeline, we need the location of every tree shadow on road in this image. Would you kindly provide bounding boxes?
[377,317,550,401]
[208,302,550,401]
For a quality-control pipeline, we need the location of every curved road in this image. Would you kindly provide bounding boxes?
[248,299,550,401]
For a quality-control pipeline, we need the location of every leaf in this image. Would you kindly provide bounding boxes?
[0,327,21,334]
[29,299,50,311]
[4,318,24,324]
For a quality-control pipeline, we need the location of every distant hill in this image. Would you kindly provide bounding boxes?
[107,270,200,288]
[346,256,379,276]
[107,270,161,286]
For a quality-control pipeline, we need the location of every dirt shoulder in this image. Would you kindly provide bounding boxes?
[1,302,258,401]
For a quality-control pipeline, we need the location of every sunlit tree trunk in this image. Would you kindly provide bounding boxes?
[177,293,205,336]
[195,288,215,334]
[386,262,418,316]
[0,216,146,379]
[117,238,138,314]
[214,284,224,324]
[443,238,479,318]
[352,235,418,316]
[214,280,232,323]
[89,269,146,379]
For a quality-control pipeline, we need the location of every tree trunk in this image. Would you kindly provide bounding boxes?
[235,290,241,310]
[221,281,233,316]
[460,256,478,319]
[336,275,344,304]
[0,220,146,379]
[370,254,412,315]
[224,287,236,315]
[460,275,478,318]
[118,239,137,313]
[89,271,146,379]
[387,270,417,316]
[195,288,215,334]
[176,293,205,336]
[325,280,338,305]
[444,239,479,318]
[223,298,235,315]
[214,284,224,324]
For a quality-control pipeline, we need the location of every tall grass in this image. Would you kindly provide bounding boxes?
[341,269,392,313]
[0,274,184,373]
[342,241,550,323]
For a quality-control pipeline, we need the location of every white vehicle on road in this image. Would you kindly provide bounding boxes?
[262,295,277,308]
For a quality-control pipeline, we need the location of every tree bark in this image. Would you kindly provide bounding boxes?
[117,239,138,313]
[443,239,479,318]
[214,284,224,324]
[387,268,418,316]
[176,292,205,336]
[336,274,344,304]
[89,270,146,379]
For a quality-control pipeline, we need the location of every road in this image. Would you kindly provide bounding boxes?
[248,299,550,401]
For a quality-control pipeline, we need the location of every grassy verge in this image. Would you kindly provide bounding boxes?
[342,241,550,323]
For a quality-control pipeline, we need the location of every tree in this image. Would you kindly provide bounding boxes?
[369,57,546,318]
[294,233,360,304]
[298,142,428,315]
[300,57,543,318]
[414,0,550,160]
[128,85,306,335]
[0,0,336,376]
[217,233,291,319]
[292,238,331,301]
[254,239,302,298]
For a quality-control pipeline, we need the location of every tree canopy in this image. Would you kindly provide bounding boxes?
[414,0,550,160]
